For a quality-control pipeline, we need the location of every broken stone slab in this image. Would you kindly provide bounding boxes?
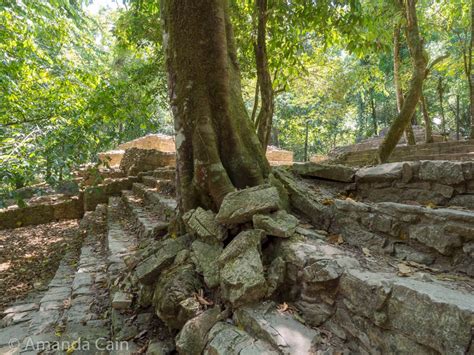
[183,207,226,242]
[3,303,39,314]
[419,160,465,185]
[112,291,133,310]
[355,162,413,183]
[216,184,280,224]
[205,322,278,354]
[293,162,356,182]
[409,224,462,255]
[234,301,319,355]
[253,210,298,238]
[146,339,175,355]
[272,168,333,230]
[191,240,223,288]
[219,230,267,306]
[135,235,190,284]
[152,263,203,329]
[175,307,222,355]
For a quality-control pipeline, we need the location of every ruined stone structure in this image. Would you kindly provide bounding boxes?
[1,152,473,353]
[98,134,294,167]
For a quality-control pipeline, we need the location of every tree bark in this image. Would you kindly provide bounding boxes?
[420,93,433,143]
[370,92,378,135]
[377,0,427,163]
[469,0,474,138]
[394,24,416,146]
[437,76,447,138]
[456,94,460,140]
[254,0,274,150]
[162,0,270,213]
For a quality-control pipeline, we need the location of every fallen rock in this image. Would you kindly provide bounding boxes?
[183,207,226,242]
[216,185,280,224]
[153,264,203,329]
[135,235,190,284]
[293,162,356,182]
[146,339,174,355]
[219,230,267,306]
[253,210,298,238]
[205,322,278,354]
[191,240,223,288]
[175,307,222,355]
[112,291,132,310]
[234,301,319,355]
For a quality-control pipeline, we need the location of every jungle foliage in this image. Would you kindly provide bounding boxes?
[0,0,472,193]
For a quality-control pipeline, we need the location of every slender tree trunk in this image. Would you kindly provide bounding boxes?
[251,80,259,123]
[394,24,416,145]
[370,93,378,135]
[254,0,274,150]
[162,0,269,213]
[456,94,460,140]
[304,120,309,162]
[437,77,447,138]
[420,93,433,143]
[377,0,427,163]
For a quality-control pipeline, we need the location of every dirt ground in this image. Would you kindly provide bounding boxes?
[0,220,82,312]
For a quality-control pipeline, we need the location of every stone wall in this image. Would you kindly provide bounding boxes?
[0,195,84,229]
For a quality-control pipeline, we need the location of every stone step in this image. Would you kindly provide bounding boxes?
[141,175,158,188]
[271,236,474,354]
[107,197,138,275]
[59,229,110,351]
[106,196,169,353]
[153,167,176,180]
[121,190,169,239]
[129,184,177,221]
[0,205,110,353]
[140,176,176,196]
[275,168,474,275]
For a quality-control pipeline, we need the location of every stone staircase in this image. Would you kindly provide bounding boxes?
[331,139,474,166]
[1,164,473,354]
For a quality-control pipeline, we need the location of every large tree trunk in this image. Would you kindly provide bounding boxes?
[420,93,433,143]
[162,0,270,213]
[394,24,416,146]
[377,0,427,163]
[254,0,274,150]
[469,0,474,138]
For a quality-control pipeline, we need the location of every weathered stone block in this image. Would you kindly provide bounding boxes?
[153,264,202,329]
[216,185,280,224]
[175,307,222,355]
[191,240,222,288]
[419,160,465,185]
[183,207,226,242]
[409,224,462,255]
[135,236,189,284]
[355,162,409,183]
[252,210,298,238]
[219,230,267,306]
[293,162,356,182]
